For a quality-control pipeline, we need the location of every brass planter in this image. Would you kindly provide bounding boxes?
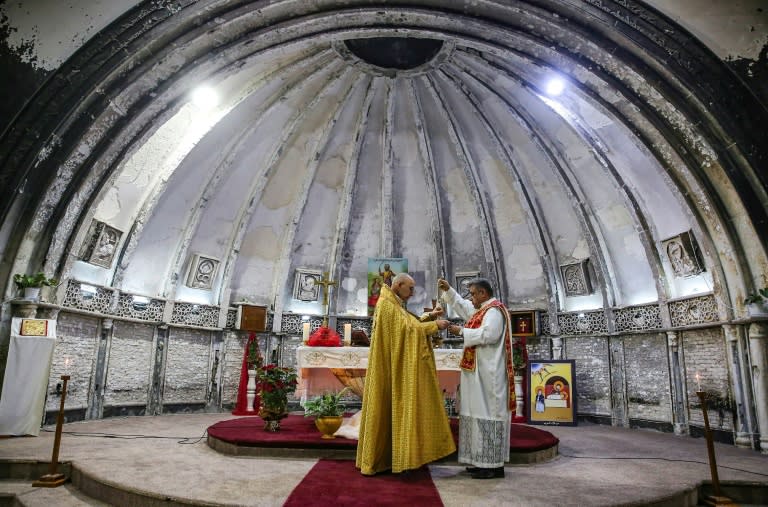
[314,416,343,439]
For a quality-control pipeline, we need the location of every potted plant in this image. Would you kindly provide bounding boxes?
[744,288,768,317]
[303,387,350,439]
[255,364,298,432]
[13,272,58,301]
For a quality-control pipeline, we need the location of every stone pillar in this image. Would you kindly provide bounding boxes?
[722,324,758,449]
[747,322,768,453]
[666,331,689,435]
[87,318,113,420]
[609,337,628,427]
[148,324,169,416]
[552,336,563,360]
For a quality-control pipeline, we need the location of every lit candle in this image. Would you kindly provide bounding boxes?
[343,323,352,346]
[64,357,71,372]
[695,372,701,392]
[302,322,310,343]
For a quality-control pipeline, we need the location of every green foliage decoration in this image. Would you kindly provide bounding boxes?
[302,387,351,417]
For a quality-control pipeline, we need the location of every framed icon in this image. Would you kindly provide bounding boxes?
[455,271,480,299]
[509,310,537,336]
[527,360,577,426]
[293,268,322,302]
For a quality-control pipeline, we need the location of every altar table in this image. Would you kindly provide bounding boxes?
[295,346,463,404]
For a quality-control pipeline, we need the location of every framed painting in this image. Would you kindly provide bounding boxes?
[293,268,322,302]
[509,310,537,336]
[527,360,577,426]
[367,257,408,315]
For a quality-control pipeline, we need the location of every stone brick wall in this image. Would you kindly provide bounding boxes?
[682,328,734,431]
[526,336,551,361]
[162,328,212,405]
[104,321,154,408]
[221,331,247,406]
[565,336,611,415]
[624,333,672,423]
[47,312,100,412]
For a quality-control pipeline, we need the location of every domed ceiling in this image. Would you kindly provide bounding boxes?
[1,1,766,326]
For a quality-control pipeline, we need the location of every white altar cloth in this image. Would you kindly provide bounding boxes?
[295,346,463,403]
[0,318,57,436]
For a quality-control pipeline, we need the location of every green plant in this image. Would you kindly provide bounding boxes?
[302,387,351,417]
[744,288,768,305]
[13,272,58,290]
[255,364,298,411]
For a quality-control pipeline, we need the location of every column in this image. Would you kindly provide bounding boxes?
[666,331,689,435]
[722,324,758,449]
[748,322,768,453]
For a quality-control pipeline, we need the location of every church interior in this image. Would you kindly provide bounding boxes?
[0,1,767,505]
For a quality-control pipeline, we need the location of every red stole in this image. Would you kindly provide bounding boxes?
[459,300,516,411]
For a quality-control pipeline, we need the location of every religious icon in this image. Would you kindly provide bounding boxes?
[509,310,537,336]
[367,257,408,315]
[455,271,480,299]
[661,231,704,278]
[559,260,592,296]
[81,220,123,268]
[527,360,577,426]
[293,268,323,302]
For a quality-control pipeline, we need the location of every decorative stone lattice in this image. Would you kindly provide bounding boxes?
[540,312,551,336]
[669,295,718,327]
[61,279,114,313]
[280,313,306,334]
[170,302,219,328]
[114,293,165,322]
[559,310,608,335]
[225,308,237,329]
[614,304,662,332]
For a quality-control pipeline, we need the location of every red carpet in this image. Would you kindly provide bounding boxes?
[283,459,443,507]
[207,414,558,452]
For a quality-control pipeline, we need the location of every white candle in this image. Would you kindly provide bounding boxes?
[695,372,701,392]
[344,323,352,346]
[302,322,310,343]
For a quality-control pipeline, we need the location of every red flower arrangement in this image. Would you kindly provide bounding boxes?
[255,364,298,411]
[307,326,341,347]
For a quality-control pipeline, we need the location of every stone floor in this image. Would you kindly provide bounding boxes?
[0,413,767,506]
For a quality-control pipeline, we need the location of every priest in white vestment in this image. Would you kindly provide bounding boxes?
[439,277,513,479]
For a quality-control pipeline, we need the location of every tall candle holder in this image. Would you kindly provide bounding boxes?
[33,375,70,487]
[696,391,736,507]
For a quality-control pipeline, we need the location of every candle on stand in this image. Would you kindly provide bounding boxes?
[695,372,701,392]
[302,322,310,343]
[343,323,352,346]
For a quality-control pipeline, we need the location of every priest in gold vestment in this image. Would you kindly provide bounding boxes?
[356,273,456,475]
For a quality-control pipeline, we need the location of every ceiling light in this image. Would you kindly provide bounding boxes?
[545,77,566,96]
[191,86,219,109]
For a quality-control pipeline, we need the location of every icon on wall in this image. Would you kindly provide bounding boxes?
[293,268,322,302]
[661,231,704,278]
[80,220,122,269]
[454,271,480,299]
[185,254,220,290]
[367,257,408,315]
[560,260,592,296]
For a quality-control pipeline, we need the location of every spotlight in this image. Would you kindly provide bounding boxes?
[191,85,219,109]
[545,77,566,96]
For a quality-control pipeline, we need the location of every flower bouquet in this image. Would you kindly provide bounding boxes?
[255,364,298,431]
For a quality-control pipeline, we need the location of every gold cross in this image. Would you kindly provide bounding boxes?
[315,272,337,327]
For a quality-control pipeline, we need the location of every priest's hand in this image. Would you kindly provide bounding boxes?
[429,306,444,318]
[435,319,450,330]
[437,278,451,291]
[448,324,463,336]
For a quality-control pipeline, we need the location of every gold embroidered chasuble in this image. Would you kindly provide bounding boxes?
[355,284,456,475]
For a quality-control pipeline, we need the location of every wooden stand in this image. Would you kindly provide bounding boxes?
[32,375,69,488]
[696,391,737,507]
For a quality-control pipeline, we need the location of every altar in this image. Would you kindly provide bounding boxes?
[295,346,464,404]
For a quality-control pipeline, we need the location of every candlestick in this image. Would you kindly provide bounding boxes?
[302,322,310,343]
[343,323,352,346]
